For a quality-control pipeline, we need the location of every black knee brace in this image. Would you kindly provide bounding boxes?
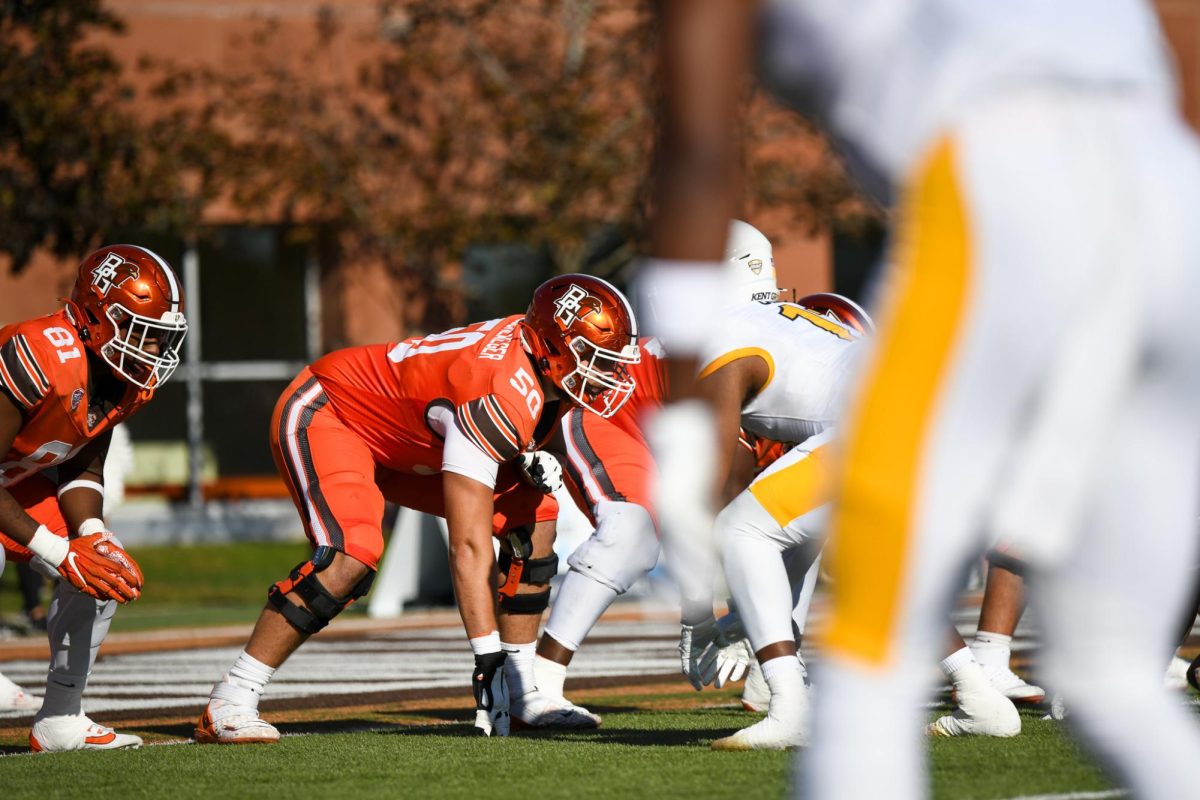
[267,547,376,635]
[498,587,551,614]
[497,550,559,586]
[495,546,557,614]
[986,548,1028,579]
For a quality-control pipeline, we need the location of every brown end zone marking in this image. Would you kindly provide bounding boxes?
[0,604,681,662]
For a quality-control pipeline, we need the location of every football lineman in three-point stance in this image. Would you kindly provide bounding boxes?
[196,274,640,742]
[0,245,186,751]
[515,221,778,727]
[679,293,870,751]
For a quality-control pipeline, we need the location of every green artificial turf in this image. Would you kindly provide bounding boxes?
[0,541,313,633]
[0,692,1121,800]
[111,540,314,631]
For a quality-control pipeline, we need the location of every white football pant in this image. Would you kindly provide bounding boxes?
[717,431,833,655]
[544,499,659,652]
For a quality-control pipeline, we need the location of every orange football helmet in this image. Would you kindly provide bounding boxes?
[521,274,640,418]
[796,292,875,336]
[66,244,188,390]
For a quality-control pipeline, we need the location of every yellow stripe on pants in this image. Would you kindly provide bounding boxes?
[822,139,973,666]
[750,444,833,528]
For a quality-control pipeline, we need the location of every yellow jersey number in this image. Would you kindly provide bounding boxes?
[777,303,853,340]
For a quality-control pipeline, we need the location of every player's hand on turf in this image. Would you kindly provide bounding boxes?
[517,451,563,494]
[59,532,144,603]
[679,617,722,690]
[472,651,510,737]
[707,612,751,687]
[707,638,752,688]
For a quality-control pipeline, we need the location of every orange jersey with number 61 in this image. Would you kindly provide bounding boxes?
[0,310,148,487]
[310,315,558,473]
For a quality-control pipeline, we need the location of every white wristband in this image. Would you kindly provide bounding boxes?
[469,631,501,656]
[78,518,106,537]
[26,525,69,568]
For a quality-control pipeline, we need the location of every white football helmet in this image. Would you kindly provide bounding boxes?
[724,220,779,304]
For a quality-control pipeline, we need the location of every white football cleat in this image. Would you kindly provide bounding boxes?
[194,702,280,744]
[1165,656,1190,691]
[0,672,41,712]
[511,690,601,729]
[713,687,810,750]
[979,662,1045,704]
[741,658,770,713]
[928,683,1021,737]
[29,714,142,752]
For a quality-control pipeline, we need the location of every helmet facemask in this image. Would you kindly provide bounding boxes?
[560,335,640,418]
[100,303,188,390]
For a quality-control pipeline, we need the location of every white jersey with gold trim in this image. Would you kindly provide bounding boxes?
[759,0,1175,192]
[698,301,861,444]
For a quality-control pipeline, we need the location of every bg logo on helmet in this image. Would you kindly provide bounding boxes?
[553,284,602,328]
[92,253,140,297]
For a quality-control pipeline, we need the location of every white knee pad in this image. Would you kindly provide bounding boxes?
[567,500,659,594]
[0,546,5,580]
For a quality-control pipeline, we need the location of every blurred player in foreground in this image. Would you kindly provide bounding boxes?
[515,221,777,727]
[196,275,639,742]
[0,245,186,751]
[643,1,1200,797]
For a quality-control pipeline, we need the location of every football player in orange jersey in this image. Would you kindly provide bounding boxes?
[511,222,780,728]
[196,274,641,742]
[0,244,187,751]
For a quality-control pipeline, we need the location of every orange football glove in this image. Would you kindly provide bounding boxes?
[58,532,144,603]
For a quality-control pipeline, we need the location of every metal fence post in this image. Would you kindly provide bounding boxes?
[183,240,205,511]
[304,250,321,362]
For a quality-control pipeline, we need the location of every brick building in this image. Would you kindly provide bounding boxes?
[3,0,1199,492]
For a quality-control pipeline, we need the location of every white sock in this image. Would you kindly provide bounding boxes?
[534,655,569,700]
[940,647,989,694]
[970,631,1012,672]
[211,651,276,712]
[761,654,804,694]
[501,640,537,698]
[543,570,619,651]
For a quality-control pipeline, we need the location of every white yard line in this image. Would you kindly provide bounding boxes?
[1002,791,1126,800]
[0,617,681,719]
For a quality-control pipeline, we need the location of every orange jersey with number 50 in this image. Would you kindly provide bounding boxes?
[310,316,558,473]
[0,310,147,487]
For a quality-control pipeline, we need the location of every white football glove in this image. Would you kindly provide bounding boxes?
[707,638,752,689]
[517,451,563,494]
[679,616,722,691]
[471,651,510,737]
[708,611,751,688]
